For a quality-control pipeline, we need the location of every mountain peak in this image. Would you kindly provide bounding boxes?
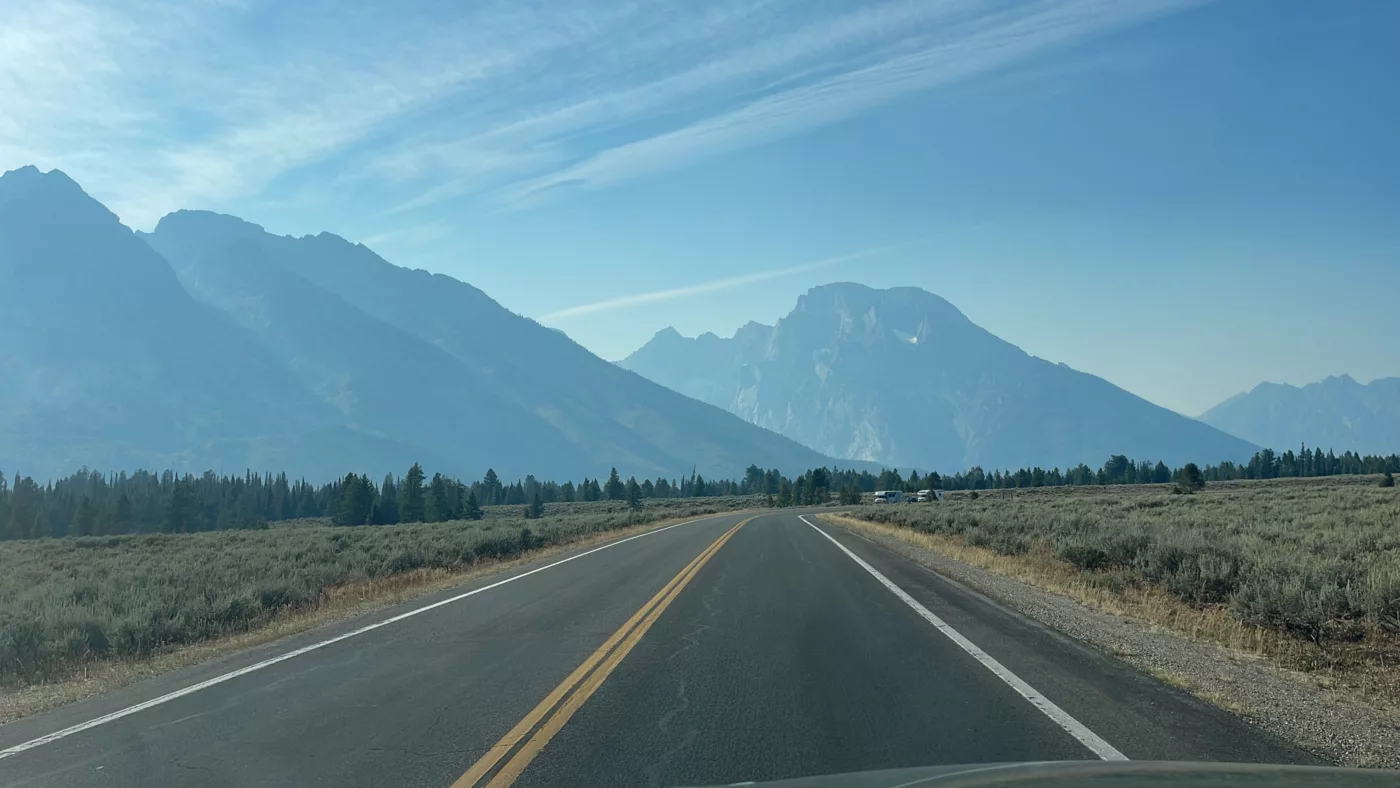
[1201,373,1400,454]
[797,282,967,321]
[0,165,46,207]
[625,284,1256,470]
[153,209,266,238]
[0,166,108,221]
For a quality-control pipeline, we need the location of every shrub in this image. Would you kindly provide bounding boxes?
[988,533,1030,556]
[1382,471,1395,488]
[1179,463,1205,491]
[1054,537,1110,571]
[1160,545,1243,605]
[1231,561,1361,644]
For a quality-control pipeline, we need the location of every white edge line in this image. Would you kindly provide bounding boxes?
[799,515,1129,762]
[0,514,729,760]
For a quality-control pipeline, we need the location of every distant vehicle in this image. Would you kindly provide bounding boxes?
[872,490,904,504]
[916,489,945,502]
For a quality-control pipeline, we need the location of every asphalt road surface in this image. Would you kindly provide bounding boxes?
[0,510,1319,787]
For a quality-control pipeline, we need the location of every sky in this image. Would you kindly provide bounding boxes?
[2,0,1397,416]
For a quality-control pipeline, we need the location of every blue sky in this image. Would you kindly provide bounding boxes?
[3,0,1397,416]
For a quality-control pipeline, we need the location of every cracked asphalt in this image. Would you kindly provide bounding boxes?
[0,511,1317,787]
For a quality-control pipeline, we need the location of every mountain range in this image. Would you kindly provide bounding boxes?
[12,164,1379,485]
[1199,375,1400,456]
[621,284,1259,472]
[0,166,851,482]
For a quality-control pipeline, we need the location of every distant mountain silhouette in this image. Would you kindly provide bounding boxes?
[621,283,1259,471]
[1199,375,1400,455]
[141,209,850,480]
[0,167,385,478]
[1,166,854,481]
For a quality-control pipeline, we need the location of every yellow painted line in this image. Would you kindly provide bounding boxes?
[453,517,751,788]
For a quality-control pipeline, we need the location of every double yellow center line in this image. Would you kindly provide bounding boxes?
[452,516,752,788]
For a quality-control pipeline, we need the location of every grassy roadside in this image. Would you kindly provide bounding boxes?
[820,478,1400,708]
[0,500,751,723]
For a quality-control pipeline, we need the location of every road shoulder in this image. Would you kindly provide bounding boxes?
[818,513,1400,768]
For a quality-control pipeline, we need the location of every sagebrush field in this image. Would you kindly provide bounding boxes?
[0,497,754,687]
[846,476,1400,694]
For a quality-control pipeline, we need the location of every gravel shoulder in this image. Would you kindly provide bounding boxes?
[820,513,1400,768]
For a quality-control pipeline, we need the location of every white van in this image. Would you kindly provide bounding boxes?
[873,490,904,504]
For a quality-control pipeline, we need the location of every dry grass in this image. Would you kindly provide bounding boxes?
[824,477,1400,706]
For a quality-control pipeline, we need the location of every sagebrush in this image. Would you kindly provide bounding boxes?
[0,497,750,686]
[852,477,1400,646]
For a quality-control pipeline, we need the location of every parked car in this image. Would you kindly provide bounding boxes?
[915,489,945,502]
[872,490,904,504]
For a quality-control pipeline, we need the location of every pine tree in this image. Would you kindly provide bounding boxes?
[427,473,453,522]
[482,468,502,506]
[374,474,399,524]
[333,473,374,526]
[165,477,200,533]
[626,478,643,511]
[71,496,96,537]
[400,463,426,523]
[1382,471,1395,488]
[527,491,544,519]
[112,492,133,535]
[505,482,526,506]
[604,468,625,500]
[465,491,484,520]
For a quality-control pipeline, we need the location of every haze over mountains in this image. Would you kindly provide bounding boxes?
[621,284,1259,472]
[10,164,1386,485]
[0,166,850,482]
[1200,375,1400,457]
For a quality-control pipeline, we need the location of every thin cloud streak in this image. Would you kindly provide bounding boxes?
[538,244,899,322]
[500,0,1209,206]
[2,0,1213,228]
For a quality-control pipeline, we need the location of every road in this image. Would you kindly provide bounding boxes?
[0,510,1318,787]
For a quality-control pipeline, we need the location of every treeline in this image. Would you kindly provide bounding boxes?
[806,446,1400,496]
[0,464,763,541]
[3,446,1396,540]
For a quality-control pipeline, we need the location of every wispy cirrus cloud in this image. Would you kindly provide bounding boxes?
[539,245,899,322]
[495,0,1210,206]
[1,0,1210,229]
